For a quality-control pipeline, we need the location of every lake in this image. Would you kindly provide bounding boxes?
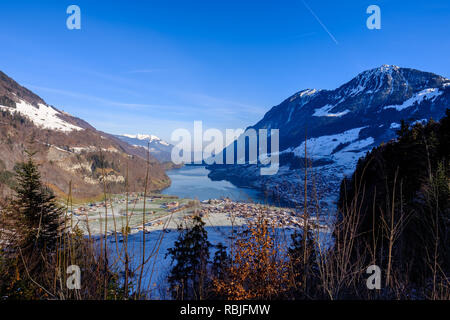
[161,165,271,204]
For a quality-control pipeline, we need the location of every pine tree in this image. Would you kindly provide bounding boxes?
[12,151,64,252]
[396,119,410,140]
[166,216,210,300]
[288,229,319,298]
[338,109,450,290]
[0,152,66,298]
[211,242,229,281]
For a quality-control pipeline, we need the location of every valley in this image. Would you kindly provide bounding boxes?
[1,1,448,302]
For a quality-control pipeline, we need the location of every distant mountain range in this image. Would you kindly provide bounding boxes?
[0,71,170,200]
[207,65,450,209]
[114,134,174,162]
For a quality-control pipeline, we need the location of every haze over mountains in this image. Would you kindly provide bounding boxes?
[0,71,169,200]
[114,134,174,162]
[207,65,450,208]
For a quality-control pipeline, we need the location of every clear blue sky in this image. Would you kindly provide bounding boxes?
[0,0,449,141]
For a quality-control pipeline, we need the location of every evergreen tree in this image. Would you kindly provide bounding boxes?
[211,242,229,281]
[209,242,230,299]
[288,229,319,298]
[166,216,210,300]
[11,151,65,252]
[337,110,450,289]
[0,152,66,298]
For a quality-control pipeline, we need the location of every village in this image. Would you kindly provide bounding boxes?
[198,198,327,230]
[66,192,328,237]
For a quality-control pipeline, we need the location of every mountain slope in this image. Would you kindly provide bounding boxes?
[207,65,450,209]
[0,71,170,200]
[252,65,449,150]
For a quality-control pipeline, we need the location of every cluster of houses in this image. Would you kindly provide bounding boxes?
[162,201,179,209]
[136,219,166,233]
[199,198,323,229]
[265,175,338,216]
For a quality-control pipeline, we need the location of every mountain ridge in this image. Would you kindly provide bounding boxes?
[114,134,174,162]
[207,65,450,208]
[0,71,170,200]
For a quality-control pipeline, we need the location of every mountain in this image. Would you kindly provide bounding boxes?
[114,134,174,162]
[207,65,450,209]
[0,71,170,200]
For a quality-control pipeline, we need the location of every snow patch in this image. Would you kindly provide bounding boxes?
[72,146,119,153]
[341,137,374,152]
[383,88,442,112]
[411,119,427,126]
[0,100,83,132]
[348,84,366,96]
[313,104,350,117]
[287,127,367,158]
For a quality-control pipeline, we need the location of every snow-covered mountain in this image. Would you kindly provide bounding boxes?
[207,65,450,209]
[0,71,169,199]
[114,134,173,162]
[0,71,95,133]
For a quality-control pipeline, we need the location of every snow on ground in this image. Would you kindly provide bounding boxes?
[106,210,331,299]
[411,119,428,126]
[313,104,350,117]
[75,195,332,299]
[287,127,367,158]
[0,99,83,132]
[348,84,366,96]
[107,212,246,298]
[342,137,374,151]
[383,88,442,112]
[72,146,119,153]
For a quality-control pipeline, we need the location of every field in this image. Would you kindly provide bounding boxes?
[67,193,196,235]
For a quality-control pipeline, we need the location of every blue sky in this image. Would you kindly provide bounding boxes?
[0,0,449,142]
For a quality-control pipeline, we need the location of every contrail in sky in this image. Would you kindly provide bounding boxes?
[302,0,339,45]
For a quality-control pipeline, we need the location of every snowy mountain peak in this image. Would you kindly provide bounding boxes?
[122,134,162,142]
[115,133,173,162]
[248,65,449,154]
[289,88,320,102]
[348,65,401,93]
[335,65,448,103]
[208,65,449,206]
[299,88,319,96]
[362,64,399,76]
[380,64,399,71]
